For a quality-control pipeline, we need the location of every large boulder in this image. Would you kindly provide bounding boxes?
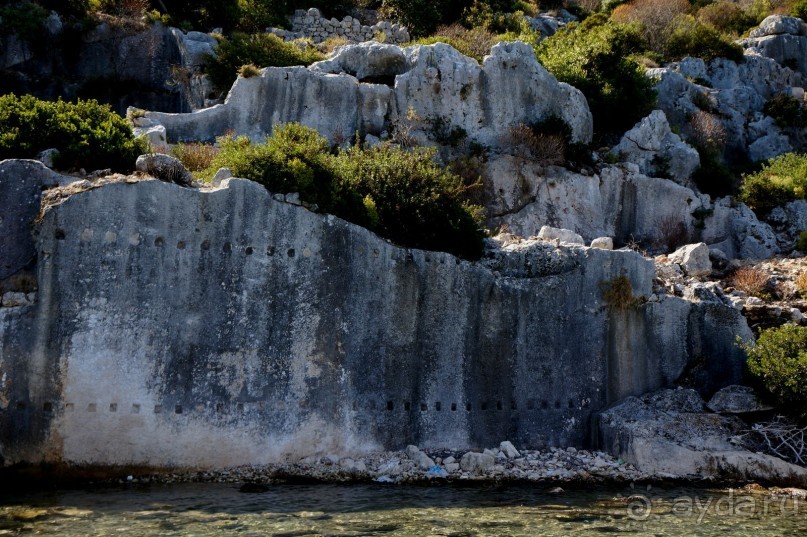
[668,243,712,277]
[611,110,700,185]
[701,197,780,260]
[599,389,807,484]
[135,154,194,186]
[310,42,408,80]
[707,385,775,414]
[395,42,592,147]
[749,15,807,38]
[460,452,495,475]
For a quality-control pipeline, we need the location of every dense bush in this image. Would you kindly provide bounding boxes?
[745,323,807,418]
[610,0,689,54]
[205,32,324,93]
[410,23,497,61]
[535,18,656,138]
[0,94,147,172]
[764,94,807,129]
[0,2,48,40]
[696,1,755,36]
[792,0,807,20]
[664,16,745,62]
[739,153,807,213]
[205,124,485,258]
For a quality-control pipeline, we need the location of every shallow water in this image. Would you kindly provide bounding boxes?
[1,482,806,536]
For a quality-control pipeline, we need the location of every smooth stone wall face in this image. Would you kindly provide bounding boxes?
[0,174,751,468]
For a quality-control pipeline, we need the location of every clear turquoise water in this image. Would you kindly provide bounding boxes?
[1,482,806,536]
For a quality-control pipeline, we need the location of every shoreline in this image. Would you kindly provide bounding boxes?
[4,445,804,492]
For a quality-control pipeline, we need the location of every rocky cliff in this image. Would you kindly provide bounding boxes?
[0,161,751,469]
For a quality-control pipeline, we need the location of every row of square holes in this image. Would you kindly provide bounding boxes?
[21,398,587,414]
[54,228,459,265]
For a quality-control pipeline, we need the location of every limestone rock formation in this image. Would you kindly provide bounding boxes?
[0,160,72,280]
[611,110,700,185]
[649,55,805,161]
[600,388,807,485]
[707,385,775,414]
[742,16,807,75]
[143,41,593,147]
[668,243,712,277]
[0,162,752,468]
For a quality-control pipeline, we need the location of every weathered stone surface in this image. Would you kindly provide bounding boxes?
[487,161,708,251]
[766,199,807,251]
[668,243,712,277]
[0,160,72,280]
[599,389,807,485]
[311,42,408,80]
[701,197,780,260]
[590,237,613,250]
[35,149,59,169]
[135,154,194,186]
[395,42,592,146]
[611,110,700,185]
[750,15,806,38]
[707,385,775,414]
[537,225,584,245]
[133,124,167,147]
[461,452,495,474]
[146,42,591,149]
[144,66,393,144]
[500,440,520,459]
[171,29,217,71]
[0,167,753,468]
[649,55,805,161]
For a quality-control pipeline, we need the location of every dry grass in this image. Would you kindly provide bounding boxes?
[319,36,350,55]
[238,63,262,78]
[796,272,807,297]
[733,267,770,296]
[501,124,565,165]
[611,0,690,53]
[172,143,219,172]
[689,110,727,152]
[657,214,689,252]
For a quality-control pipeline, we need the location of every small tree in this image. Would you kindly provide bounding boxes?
[745,324,807,419]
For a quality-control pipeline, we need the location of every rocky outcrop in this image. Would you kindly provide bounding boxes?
[269,8,410,44]
[649,55,805,162]
[486,160,777,259]
[667,243,712,277]
[599,388,807,485]
[741,16,807,75]
[0,162,751,468]
[611,110,700,186]
[0,160,73,281]
[143,41,593,147]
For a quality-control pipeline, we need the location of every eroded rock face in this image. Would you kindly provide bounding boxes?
[487,159,779,260]
[0,163,751,468]
[742,16,807,76]
[649,55,805,162]
[144,41,593,147]
[611,110,700,186]
[599,388,807,485]
[0,160,72,280]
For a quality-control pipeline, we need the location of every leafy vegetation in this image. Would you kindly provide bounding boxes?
[205,124,485,258]
[739,153,807,213]
[745,323,807,419]
[764,94,807,129]
[534,17,656,138]
[205,32,324,93]
[0,94,147,172]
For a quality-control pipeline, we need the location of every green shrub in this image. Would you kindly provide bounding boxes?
[0,2,48,40]
[205,123,485,258]
[792,0,807,20]
[764,94,807,129]
[697,2,756,36]
[410,23,497,61]
[664,16,745,62]
[739,153,807,213]
[796,230,807,252]
[535,19,656,138]
[205,32,324,93]
[745,323,807,418]
[0,94,147,172]
[333,144,485,259]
